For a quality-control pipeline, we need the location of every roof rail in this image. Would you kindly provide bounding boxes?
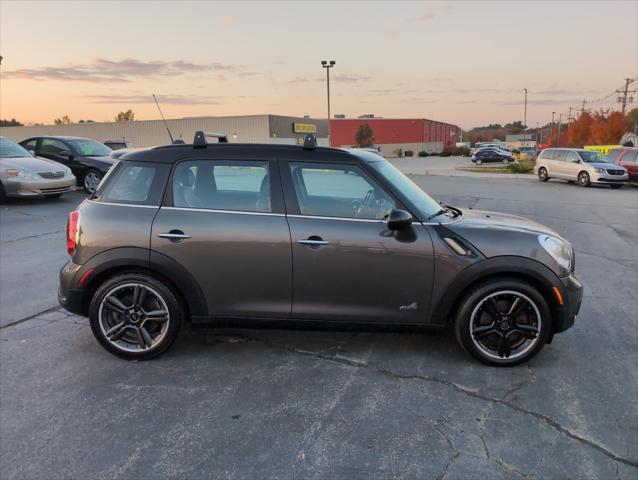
[193,131,229,148]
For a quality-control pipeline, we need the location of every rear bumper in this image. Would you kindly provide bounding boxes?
[553,273,583,333]
[58,261,85,316]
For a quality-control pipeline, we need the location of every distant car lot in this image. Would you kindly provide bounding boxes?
[1,170,637,479]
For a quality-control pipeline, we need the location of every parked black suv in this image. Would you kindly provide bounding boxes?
[59,132,582,365]
[20,136,114,193]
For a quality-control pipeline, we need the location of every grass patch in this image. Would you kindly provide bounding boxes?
[459,159,535,174]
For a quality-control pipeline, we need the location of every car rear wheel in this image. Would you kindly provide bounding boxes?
[454,278,551,366]
[538,167,549,182]
[578,171,591,187]
[476,159,482,165]
[89,273,183,360]
[82,169,102,194]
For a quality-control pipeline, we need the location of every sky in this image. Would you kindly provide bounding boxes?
[1,0,636,129]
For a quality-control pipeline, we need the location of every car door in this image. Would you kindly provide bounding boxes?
[562,151,582,180]
[619,150,638,180]
[150,157,292,319]
[36,138,77,171]
[282,159,434,324]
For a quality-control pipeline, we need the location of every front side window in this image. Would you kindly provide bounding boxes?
[173,160,271,212]
[39,138,68,156]
[578,150,605,163]
[622,150,638,163]
[101,162,168,205]
[289,162,395,220]
[605,149,624,163]
[565,151,581,163]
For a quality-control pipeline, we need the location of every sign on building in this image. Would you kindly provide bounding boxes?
[292,123,317,134]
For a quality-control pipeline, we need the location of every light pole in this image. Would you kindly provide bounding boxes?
[551,111,555,140]
[321,60,335,144]
[537,121,541,143]
[523,88,528,128]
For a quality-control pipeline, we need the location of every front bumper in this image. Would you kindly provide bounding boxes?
[2,176,76,197]
[591,171,628,184]
[553,273,583,333]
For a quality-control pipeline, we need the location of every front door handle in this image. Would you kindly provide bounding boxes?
[157,230,191,242]
[298,236,329,247]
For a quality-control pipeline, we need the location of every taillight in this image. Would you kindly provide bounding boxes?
[67,210,80,256]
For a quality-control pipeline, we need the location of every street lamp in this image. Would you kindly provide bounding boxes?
[321,60,336,144]
[523,88,528,128]
[551,111,555,138]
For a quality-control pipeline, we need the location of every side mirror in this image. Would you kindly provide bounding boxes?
[26,148,36,156]
[387,209,413,231]
[58,150,74,160]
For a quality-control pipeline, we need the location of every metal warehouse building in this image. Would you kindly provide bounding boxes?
[330,118,460,155]
[0,115,329,148]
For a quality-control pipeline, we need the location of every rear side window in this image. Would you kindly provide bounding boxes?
[100,162,170,205]
[172,160,271,212]
[538,149,553,160]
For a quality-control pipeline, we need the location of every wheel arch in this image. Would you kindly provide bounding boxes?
[429,256,565,333]
[76,247,207,319]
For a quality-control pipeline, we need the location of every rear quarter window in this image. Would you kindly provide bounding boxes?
[98,161,170,206]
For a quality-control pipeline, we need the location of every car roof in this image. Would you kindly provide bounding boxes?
[119,143,386,165]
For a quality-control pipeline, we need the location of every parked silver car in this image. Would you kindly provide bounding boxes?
[0,136,76,200]
[535,148,628,188]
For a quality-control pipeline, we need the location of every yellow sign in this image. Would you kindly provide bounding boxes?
[292,123,317,134]
[584,145,621,154]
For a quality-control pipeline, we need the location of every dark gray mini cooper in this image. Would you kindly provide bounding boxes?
[59,132,582,366]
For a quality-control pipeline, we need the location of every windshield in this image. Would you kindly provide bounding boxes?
[0,137,32,158]
[67,139,112,157]
[369,160,446,220]
[578,150,607,163]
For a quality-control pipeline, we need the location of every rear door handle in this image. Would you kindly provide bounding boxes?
[298,236,329,247]
[157,230,191,242]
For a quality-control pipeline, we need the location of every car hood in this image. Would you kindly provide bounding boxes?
[1,155,69,173]
[585,162,626,171]
[449,209,560,237]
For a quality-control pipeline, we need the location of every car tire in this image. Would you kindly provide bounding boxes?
[538,167,549,182]
[476,159,482,165]
[577,171,591,187]
[0,183,7,203]
[82,169,102,194]
[502,158,508,163]
[454,277,551,366]
[89,273,184,360]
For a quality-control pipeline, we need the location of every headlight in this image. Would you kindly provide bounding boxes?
[2,169,41,180]
[539,235,573,271]
[595,168,605,173]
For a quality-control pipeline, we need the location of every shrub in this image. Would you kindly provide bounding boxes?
[509,159,534,174]
[455,147,470,157]
[512,148,520,154]
[404,150,414,157]
[392,148,403,158]
[418,151,428,157]
[440,150,452,157]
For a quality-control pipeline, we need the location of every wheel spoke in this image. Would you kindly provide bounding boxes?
[133,327,146,349]
[139,327,154,348]
[497,335,512,358]
[508,297,524,317]
[483,297,501,319]
[473,323,498,339]
[144,309,169,322]
[513,323,539,339]
[133,285,147,308]
[104,296,127,314]
[107,323,129,341]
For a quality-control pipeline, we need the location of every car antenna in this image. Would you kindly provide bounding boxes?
[152,93,175,144]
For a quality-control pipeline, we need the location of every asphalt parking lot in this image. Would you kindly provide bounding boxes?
[1,170,637,479]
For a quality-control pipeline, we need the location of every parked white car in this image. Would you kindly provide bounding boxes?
[535,148,628,188]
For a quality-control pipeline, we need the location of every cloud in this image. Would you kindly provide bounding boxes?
[493,98,583,106]
[86,94,221,105]
[368,89,394,96]
[330,73,371,83]
[289,77,310,83]
[3,58,237,82]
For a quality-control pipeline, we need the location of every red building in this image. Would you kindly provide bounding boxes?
[329,118,460,155]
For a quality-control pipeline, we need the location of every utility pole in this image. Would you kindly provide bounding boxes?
[551,111,555,138]
[616,78,636,114]
[579,100,587,116]
[567,106,574,124]
[321,60,336,144]
[523,88,528,128]
[537,121,541,143]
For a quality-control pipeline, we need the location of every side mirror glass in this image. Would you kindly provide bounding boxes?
[58,150,74,159]
[387,208,413,231]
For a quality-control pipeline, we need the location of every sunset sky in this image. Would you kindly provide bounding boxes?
[1,0,636,129]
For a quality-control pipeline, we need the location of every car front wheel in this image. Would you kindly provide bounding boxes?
[82,169,102,194]
[89,273,183,360]
[578,171,591,187]
[454,278,551,366]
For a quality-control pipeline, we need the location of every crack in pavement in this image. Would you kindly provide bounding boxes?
[0,305,62,329]
[230,335,638,469]
[1,229,65,244]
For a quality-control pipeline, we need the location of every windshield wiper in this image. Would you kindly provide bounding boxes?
[426,208,450,221]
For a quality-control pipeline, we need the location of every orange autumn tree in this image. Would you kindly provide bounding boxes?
[590,111,629,145]
[567,112,593,147]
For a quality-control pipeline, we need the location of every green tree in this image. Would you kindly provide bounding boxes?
[354,124,375,147]
[0,118,23,127]
[54,115,72,125]
[627,107,638,131]
[115,110,135,122]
